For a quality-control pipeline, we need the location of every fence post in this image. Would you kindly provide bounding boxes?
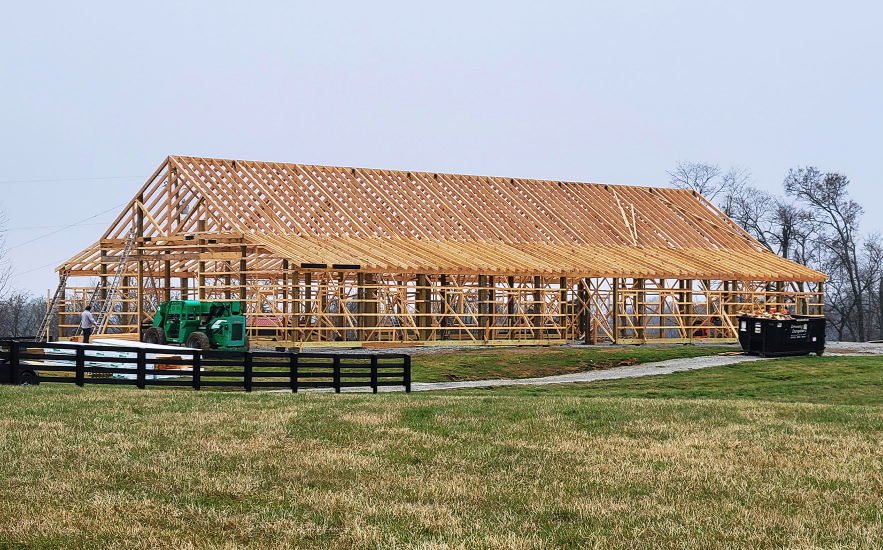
[244,352,253,392]
[75,346,85,387]
[192,351,201,391]
[136,348,146,389]
[333,355,341,394]
[9,341,20,385]
[404,355,411,393]
[371,355,378,394]
[289,352,298,393]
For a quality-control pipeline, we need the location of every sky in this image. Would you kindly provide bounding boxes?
[1,0,881,296]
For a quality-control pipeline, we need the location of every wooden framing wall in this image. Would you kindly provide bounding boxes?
[57,273,823,346]
[54,156,827,346]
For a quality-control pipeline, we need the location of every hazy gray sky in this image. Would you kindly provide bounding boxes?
[2,1,881,295]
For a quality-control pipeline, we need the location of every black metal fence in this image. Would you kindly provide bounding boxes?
[0,340,410,393]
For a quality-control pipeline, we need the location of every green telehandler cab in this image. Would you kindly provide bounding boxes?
[141,300,249,351]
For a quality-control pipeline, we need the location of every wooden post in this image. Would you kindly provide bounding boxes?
[364,273,377,341]
[180,276,189,300]
[612,278,620,343]
[722,280,730,316]
[507,276,515,338]
[592,280,598,345]
[635,278,645,341]
[357,273,366,341]
[685,280,694,339]
[775,280,784,313]
[282,260,289,342]
[532,276,542,338]
[440,274,449,336]
[478,275,488,336]
[304,272,313,333]
[797,281,807,316]
[337,271,346,341]
[558,277,568,340]
[121,276,130,330]
[163,260,171,303]
[292,270,301,338]
[137,263,144,333]
[320,275,330,339]
[100,248,108,304]
[417,274,431,341]
[136,348,146,390]
[58,272,66,339]
[244,352,253,392]
[197,220,206,300]
[136,193,144,334]
[585,278,593,345]
[488,276,495,340]
[239,246,247,305]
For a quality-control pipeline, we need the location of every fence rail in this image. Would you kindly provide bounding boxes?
[0,340,410,393]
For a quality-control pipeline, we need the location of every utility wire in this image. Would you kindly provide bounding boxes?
[0,175,146,185]
[5,222,108,231]
[8,201,128,251]
[12,258,68,277]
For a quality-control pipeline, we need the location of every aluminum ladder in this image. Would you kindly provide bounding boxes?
[75,231,138,337]
[36,272,70,342]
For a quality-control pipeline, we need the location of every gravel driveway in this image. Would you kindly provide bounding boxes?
[273,341,881,393]
[408,354,767,392]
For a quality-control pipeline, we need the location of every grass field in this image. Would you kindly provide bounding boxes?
[408,345,737,382]
[1,354,881,549]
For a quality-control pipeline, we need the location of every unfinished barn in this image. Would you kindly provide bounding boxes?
[44,155,826,347]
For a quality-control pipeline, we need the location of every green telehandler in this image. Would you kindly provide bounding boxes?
[141,300,249,351]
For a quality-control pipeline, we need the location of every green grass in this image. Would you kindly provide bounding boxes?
[469,355,883,405]
[1,354,881,549]
[150,345,736,385]
[409,345,737,382]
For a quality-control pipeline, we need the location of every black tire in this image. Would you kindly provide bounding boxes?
[19,370,39,386]
[243,336,250,351]
[142,326,167,346]
[817,350,824,356]
[186,331,211,351]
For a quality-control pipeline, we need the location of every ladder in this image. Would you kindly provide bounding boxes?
[36,272,70,342]
[76,231,138,337]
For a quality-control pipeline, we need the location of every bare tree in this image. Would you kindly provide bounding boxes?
[0,208,11,300]
[717,165,752,217]
[667,162,724,199]
[0,291,46,338]
[785,168,868,340]
[669,161,877,341]
[728,186,776,251]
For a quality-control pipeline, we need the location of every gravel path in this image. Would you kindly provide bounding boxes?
[270,341,882,393]
[407,354,767,392]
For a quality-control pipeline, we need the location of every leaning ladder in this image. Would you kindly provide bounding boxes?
[76,231,138,337]
[36,272,70,342]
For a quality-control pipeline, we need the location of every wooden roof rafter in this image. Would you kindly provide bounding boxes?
[57,155,826,283]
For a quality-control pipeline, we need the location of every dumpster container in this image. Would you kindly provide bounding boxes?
[737,316,825,357]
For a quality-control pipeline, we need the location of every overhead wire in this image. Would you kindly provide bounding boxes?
[7,201,129,251]
[5,222,108,231]
[12,258,69,277]
[0,175,146,185]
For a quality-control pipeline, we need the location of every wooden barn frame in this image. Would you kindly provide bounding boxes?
[49,156,825,347]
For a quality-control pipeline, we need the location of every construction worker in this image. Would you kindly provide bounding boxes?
[81,306,96,344]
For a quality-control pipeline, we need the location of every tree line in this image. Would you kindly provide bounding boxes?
[669,161,879,341]
[0,208,48,338]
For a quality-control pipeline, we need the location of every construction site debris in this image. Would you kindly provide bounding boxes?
[737,308,794,320]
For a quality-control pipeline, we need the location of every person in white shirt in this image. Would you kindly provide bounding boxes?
[81,306,96,343]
